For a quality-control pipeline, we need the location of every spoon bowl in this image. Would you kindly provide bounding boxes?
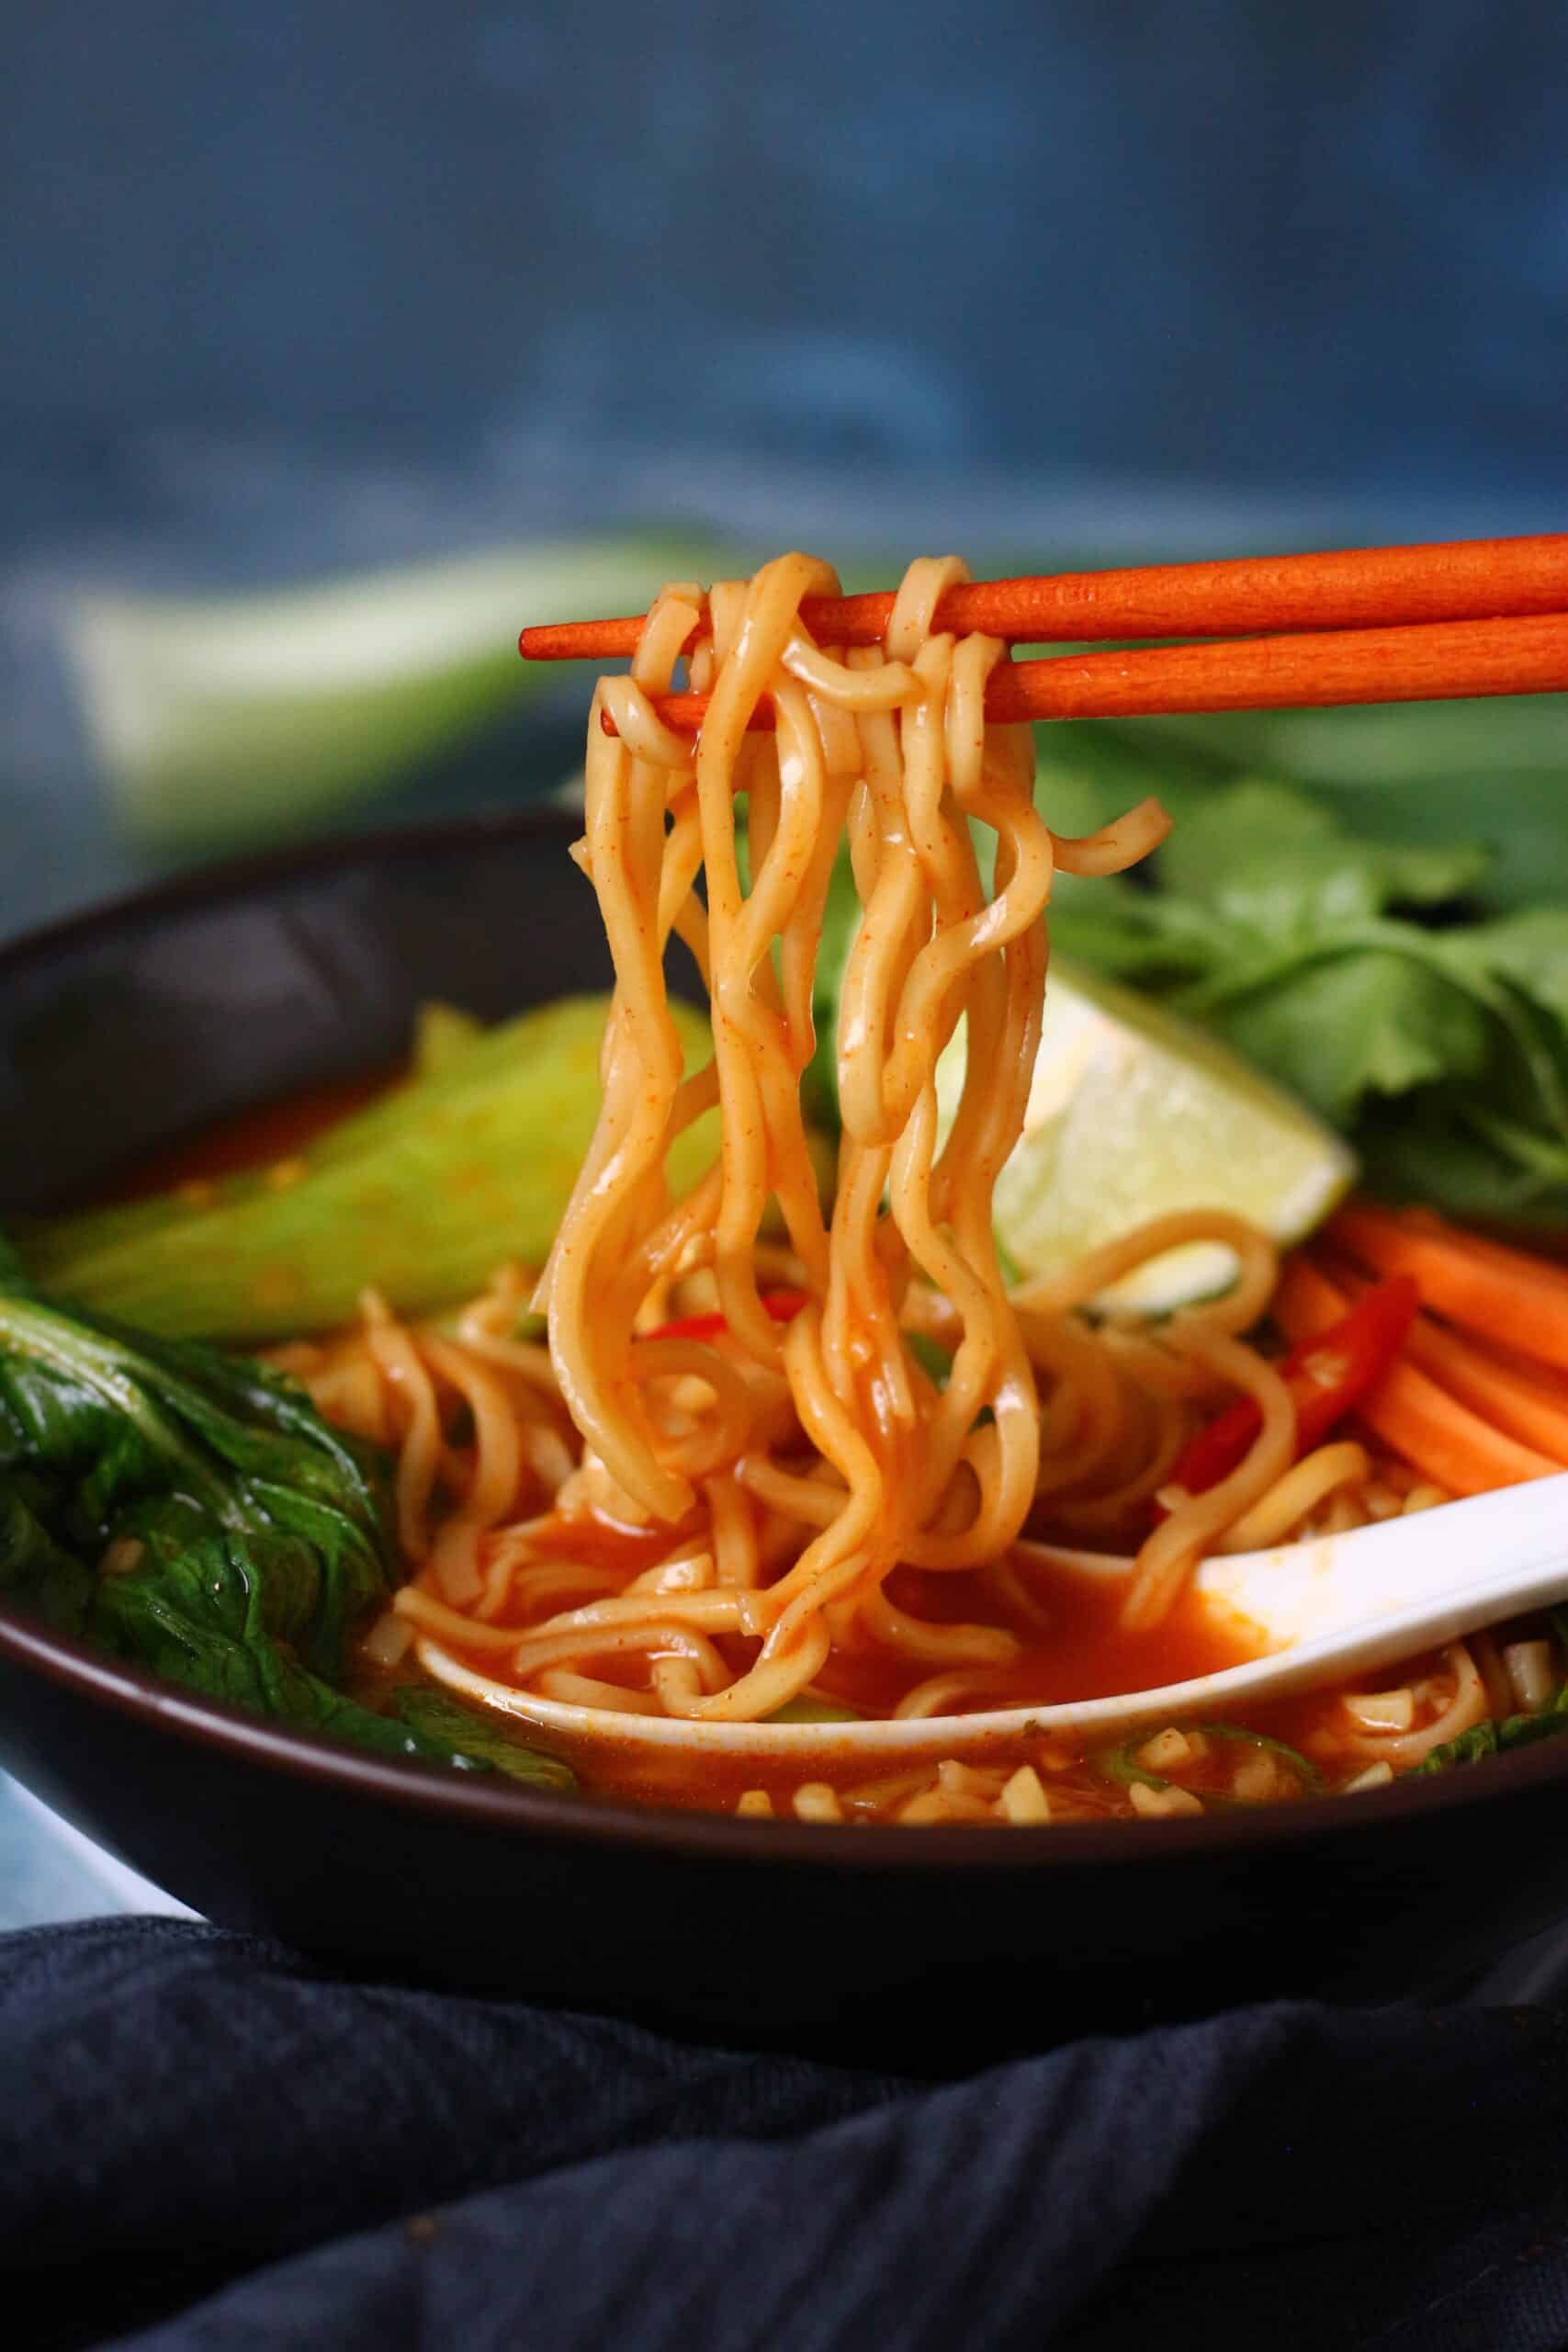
[416,1472,1568,1761]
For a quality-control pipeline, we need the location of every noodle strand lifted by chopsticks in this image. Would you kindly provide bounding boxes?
[280,552,1450,1742]
[527,554,1161,1718]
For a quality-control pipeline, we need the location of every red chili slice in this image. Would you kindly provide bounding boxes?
[645,1288,808,1343]
[1162,1272,1420,1503]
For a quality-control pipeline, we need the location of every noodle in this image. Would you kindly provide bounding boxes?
[1335,1642,1489,1767]
[273,550,1498,1813]
[525,550,1168,1721]
[1214,1441,1371,1554]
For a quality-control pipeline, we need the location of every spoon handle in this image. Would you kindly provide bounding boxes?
[1198,1472,1568,1655]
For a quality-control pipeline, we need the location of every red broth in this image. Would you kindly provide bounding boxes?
[112,1069,400,1199]
[106,1076,1490,1824]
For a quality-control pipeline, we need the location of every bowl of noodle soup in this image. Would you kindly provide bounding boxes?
[8,540,1568,2051]
[269,555,1530,1824]
[4,797,1568,2053]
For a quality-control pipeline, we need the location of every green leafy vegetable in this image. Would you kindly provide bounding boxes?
[0,1236,572,1789]
[1097,698,1568,913]
[1046,775,1568,1228]
[767,1693,864,1724]
[1096,1720,1320,1805]
[22,993,719,1340]
[1416,1687,1568,1777]
[906,1330,954,1389]
[1212,953,1492,1131]
[68,538,720,854]
[1190,1721,1324,1792]
[1402,1613,1568,1778]
[1415,1720,1503,1774]
[802,842,863,1131]
[393,1687,578,1788]
[1096,1738,1174,1793]
[0,1476,95,1634]
[412,999,485,1076]
[0,1288,389,1677]
[1156,777,1490,927]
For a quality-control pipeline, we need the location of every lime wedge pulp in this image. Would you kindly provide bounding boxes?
[936,956,1357,1312]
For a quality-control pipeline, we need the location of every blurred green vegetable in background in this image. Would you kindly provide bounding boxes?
[64,540,716,851]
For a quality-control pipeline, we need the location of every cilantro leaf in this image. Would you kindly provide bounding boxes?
[1446,909,1568,1035]
[1048,885,1221,987]
[1357,1095,1568,1220]
[1159,778,1489,933]
[1034,771,1568,1230]
[1207,951,1494,1128]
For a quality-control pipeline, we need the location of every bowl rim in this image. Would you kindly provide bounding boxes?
[0,804,588,984]
[4,806,1567,1875]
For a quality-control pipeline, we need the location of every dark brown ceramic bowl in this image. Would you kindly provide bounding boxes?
[3,811,1568,2063]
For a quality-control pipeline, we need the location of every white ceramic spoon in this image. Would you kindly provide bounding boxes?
[415,1471,1568,1761]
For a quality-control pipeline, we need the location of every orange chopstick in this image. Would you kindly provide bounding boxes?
[521,532,1568,662]
[595,610,1568,737]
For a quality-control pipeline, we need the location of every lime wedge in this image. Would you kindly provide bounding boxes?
[936,956,1357,1312]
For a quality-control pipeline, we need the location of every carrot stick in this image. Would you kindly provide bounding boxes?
[1315,1253,1568,1466]
[1273,1259,1562,1496]
[597,611,1568,737]
[520,532,1568,660]
[1440,1323,1568,1404]
[1330,1202,1568,1374]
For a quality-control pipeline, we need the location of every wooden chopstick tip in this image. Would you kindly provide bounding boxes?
[519,622,581,660]
[521,614,652,662]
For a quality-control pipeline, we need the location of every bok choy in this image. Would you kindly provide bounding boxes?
[22,992,718,1341]
[0,1230,571,1788]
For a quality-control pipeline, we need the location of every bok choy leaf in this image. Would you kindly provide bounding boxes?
[0,1232,572,1789]
[22,992,718,1340]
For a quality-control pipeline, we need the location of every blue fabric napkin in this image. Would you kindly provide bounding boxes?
[6,1917,1568,2351]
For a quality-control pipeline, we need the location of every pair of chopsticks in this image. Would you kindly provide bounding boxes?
[517,534,1568,734]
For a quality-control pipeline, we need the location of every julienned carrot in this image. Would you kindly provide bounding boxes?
[1316,1252,1568,1466]
[1330,1203,1568,1374]
[1274,1258,1562,1497]
[1446,1323,1568,1403]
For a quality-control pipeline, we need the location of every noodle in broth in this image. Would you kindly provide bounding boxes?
[265,553,1501,1823]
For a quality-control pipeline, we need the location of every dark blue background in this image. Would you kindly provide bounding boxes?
[5,0,1567,562]
[3,1,1566,940]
